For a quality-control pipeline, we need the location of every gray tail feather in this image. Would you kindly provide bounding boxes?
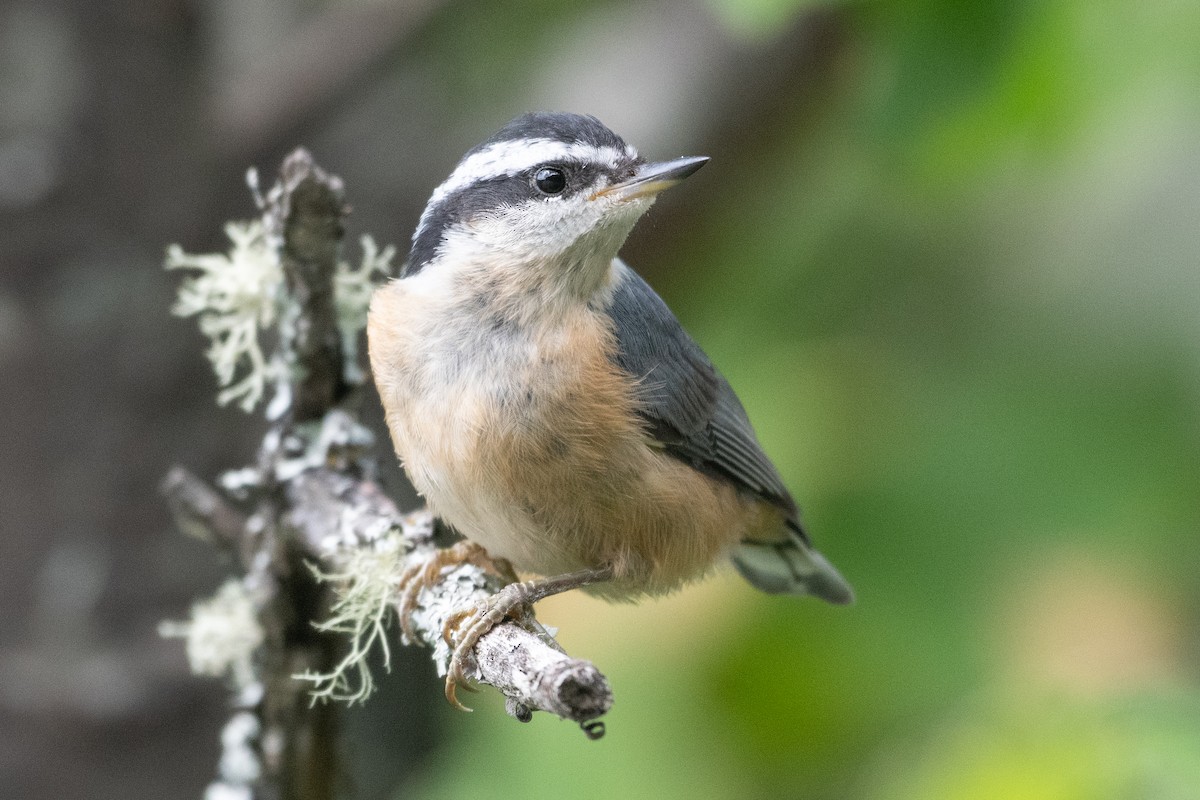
[732,525,854,605]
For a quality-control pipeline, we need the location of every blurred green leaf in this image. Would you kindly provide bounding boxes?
[870,693,1200,800]
[705,0,839,40]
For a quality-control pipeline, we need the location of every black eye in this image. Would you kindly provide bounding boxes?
[534,167,567,195]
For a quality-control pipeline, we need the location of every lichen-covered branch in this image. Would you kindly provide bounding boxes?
[283,465,612,725]
[162,149,612,800]
[261,150,348,421]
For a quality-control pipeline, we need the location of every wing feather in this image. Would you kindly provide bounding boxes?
[605,261,796,515]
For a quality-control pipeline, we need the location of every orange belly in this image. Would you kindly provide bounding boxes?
[368,278,780,597]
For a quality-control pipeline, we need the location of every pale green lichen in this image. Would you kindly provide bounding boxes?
[166,225,394,411]
[160,579,264,688]
[334,235,396,386]
[165,221,283,412]
[295,532,410,705]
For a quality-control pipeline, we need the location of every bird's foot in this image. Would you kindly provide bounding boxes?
[396,539,518,643]
[441,582,538,711]
[440,566,615,711]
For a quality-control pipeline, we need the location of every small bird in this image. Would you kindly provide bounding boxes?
[368,112,852,706]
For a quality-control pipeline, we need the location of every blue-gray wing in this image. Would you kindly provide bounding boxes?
[605,261,797,516]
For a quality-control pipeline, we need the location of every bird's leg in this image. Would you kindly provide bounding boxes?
[396,540,519,642]
[442,565,614,711]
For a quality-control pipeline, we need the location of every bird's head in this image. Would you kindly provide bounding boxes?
[404,112,707,305]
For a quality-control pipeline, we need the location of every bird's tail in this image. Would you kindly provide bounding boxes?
[732,520,854,604]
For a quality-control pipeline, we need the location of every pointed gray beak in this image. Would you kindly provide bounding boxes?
[591,156,710,201]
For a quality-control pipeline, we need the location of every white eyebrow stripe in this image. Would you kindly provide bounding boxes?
[414,138,638,241]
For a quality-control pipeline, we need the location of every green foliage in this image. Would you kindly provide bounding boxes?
[871,694,1200,800]
[705,0,839,39]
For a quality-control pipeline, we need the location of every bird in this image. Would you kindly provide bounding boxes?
[367,112,852,707]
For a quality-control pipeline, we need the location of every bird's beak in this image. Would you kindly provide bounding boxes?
[591,156,710,202]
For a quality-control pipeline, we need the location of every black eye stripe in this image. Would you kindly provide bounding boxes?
[526,161,604,196]
[407,174,533,274]
[404,156,638,275]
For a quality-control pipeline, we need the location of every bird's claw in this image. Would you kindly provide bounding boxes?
[441,582,537,711]
[397,548,607,712]
[394,540,518,643]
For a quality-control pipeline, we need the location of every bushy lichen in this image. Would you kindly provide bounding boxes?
[160,579,264,688]
[165,221,283,412]
[335,235,396,386]
[166,225,394,412]
[295,532,411,705]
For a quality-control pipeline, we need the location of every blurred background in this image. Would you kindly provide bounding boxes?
[3,0,1199,797]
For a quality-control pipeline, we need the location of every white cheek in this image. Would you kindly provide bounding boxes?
[474,201,603,259]
[397,257,459,303]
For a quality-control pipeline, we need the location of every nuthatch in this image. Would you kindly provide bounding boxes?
[368,112,852,706]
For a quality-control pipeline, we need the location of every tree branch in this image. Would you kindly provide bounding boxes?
[286,465,612,725]
[264,150,348,421]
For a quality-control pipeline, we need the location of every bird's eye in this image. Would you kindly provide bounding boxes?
[534,167,567,195]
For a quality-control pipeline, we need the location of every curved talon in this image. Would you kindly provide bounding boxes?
[396,540,518,643]
[404,558,613,712]
[439,605,463,643]
[395,542,525,712]
[395,561,429,641]
[397,556,450,641]
[444,674,475,712]
[440,585,536,712]
[444,646,482,712]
